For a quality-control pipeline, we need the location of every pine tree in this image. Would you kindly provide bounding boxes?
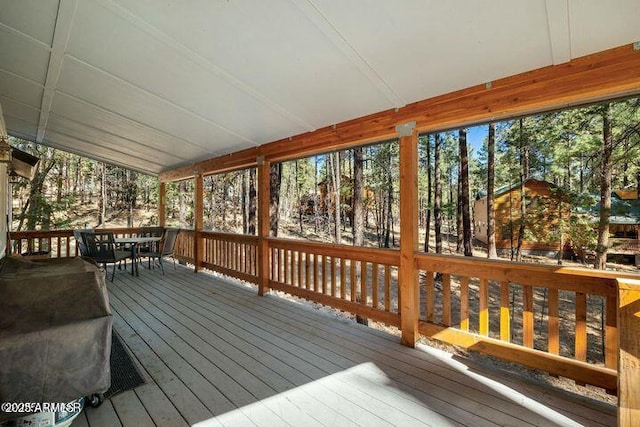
[487,123,498,258]
[459,129,472,256]
[434,133,443,253]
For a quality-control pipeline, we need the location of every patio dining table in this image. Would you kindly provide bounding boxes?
[115,236,162,276]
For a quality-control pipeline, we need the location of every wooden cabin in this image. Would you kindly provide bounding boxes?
[610,189,640,238]
[474,179,566,255]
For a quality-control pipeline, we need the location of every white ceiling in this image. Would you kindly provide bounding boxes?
[1,0,639,175]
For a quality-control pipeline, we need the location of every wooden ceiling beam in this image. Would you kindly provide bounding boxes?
[160,43,640,182]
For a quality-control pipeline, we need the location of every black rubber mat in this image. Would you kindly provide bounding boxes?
[105,332,145,399]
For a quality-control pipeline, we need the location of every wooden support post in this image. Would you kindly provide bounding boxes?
[158,181,166,227]
[257,158,270,296]
[617,278,640,426]
[398,123,419,347]
[194,174,204,272]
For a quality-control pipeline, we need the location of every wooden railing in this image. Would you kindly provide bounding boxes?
[416,253,622,391]
[267,238,400,326]
[9,229,76,258]
[174,229,195,264]
[8,227,142,258]
[10,227,640,398]
[200,231,258,284]
[177,230,630,392]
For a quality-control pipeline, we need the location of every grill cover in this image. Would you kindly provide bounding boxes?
[0,256,111,419]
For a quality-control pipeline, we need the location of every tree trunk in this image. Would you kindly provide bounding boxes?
[248,169,257,234]
[434,134,443,254]
[456,176,463,253]
[221,180,227,226]
[459,129,472,256]
[99,163,107,226]
[516,118,527,262]
[425,136,432,252]
[330,152,341,244]
[242,171,247,234]
[269,163,282,237]
[178,180,187,227]
[353,146,364,247]
[487,123,498,258]
[314,157,319,233]
[126,170,133,227]
[596,103,613,270]
[296,160,303,234]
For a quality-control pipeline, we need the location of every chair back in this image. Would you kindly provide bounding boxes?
[73,229,94,256]
[82,231,117,262]
[139,226,164,238]
[161,228,180,256]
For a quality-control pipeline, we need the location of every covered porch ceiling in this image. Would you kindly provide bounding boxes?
[1,1,640,176]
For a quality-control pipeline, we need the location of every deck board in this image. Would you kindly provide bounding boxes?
[110,390,155,427]
[83,265,615,427]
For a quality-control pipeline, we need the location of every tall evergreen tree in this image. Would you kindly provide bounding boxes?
[434,133,443,253]
[487,123,498,258]
[459,129,472,256]
[595,103,612,269]
[353,146,364,247]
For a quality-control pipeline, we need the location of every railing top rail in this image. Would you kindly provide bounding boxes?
[200,230,258,244]
[10,227,144,237]
[415,252,640,296]
[10,230,76,238]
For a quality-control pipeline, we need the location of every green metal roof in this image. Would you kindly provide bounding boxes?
[593,193,640,225]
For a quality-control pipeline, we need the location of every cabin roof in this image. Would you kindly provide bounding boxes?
[2,1,640,175]
[594,194,640,225]
[475,178,555,200]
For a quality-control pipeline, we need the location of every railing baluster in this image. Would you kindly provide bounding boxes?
[322,255,328,295]
[523,285,534,348]
[605,294,617,370]
[350,260,356,302]
[372,263,379,309]
[284,249,289,285]
[384,265,391,312]
[548,288,559,354]
[500,281,511,342]
[442,273,451,326]
[460,276,469,331]
[277,248,282,283]
[270,247,276,281]
[575,292,587,361]
[305,253,311,290]
[291,251,297,286]
[313,253,319,292]
[479,278,489,336]
[297,251,302,288]
[340,258,346,299]
[361,261,367,306]
[331,256,336,297]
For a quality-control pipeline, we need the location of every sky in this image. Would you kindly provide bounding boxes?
[467,124,488,156]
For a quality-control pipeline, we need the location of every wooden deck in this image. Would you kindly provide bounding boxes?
[73,264,616,427]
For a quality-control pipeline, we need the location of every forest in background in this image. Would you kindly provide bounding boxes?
[10,97,640,269]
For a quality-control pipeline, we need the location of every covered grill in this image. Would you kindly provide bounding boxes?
[0,256,112,422]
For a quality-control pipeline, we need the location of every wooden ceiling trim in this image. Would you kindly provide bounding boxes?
[160,146,258,182]
[160,43,640,182]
